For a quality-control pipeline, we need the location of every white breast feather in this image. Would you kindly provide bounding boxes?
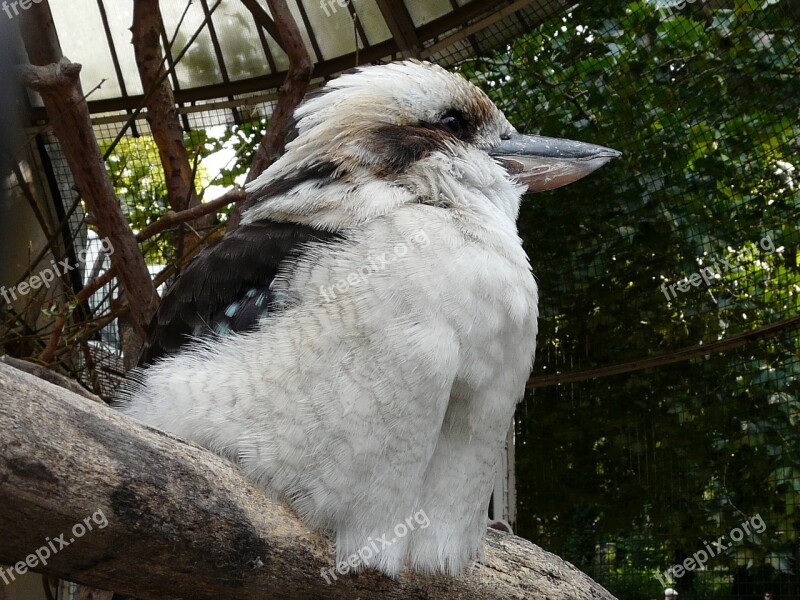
[121,61,539,579]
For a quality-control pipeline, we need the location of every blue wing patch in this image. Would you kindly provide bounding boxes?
[138,220,342,366]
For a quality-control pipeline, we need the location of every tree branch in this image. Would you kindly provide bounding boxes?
[0,361,616,600]
[131,0,211,259]
[527,313,800,388]
[37,314,65,364]
[229,0,314,227]
[131,0,199,213]
[238,0,284,51]
[246,0,313,181]
[15,16,159,340]
[0,355,102,403]
[134,189,246,242]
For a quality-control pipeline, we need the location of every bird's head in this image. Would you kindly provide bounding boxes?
[244,60,620,228]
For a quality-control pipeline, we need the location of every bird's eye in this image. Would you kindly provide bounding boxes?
[437,111,468,140]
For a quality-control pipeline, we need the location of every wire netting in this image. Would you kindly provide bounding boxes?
[456,2,799,599]
[1,1,798,599]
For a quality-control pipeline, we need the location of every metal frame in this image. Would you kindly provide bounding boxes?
[28,0,547,118]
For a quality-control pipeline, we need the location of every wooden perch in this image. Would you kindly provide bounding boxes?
[0,361,616,600]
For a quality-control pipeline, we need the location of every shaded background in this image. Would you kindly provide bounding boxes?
[462,2,799,598]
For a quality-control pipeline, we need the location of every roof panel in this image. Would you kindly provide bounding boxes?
[210,2,271,81]
[50,0,123,100]
[283,1,328,62]
[102,0,144,96]
[161,0,224,88]
[299,0,362,59]
[351,0,393,47]
[403,0,453,28]
[34,0,560,116]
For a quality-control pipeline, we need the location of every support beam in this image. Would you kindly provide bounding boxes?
[374,0,421,58]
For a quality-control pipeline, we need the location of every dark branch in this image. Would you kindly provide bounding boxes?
[245,0,313,181]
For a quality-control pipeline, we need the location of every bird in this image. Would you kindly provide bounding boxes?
[119,59,620,578]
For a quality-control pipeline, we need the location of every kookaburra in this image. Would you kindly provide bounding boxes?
[121,60,619,578]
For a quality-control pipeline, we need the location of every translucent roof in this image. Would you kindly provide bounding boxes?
[32,0,565,114]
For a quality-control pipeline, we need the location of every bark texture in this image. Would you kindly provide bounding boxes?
[131,0,211,258]
[0,361,617,600]
[17,0,159,342]
[228,0,314,228]
[131,0,199,214]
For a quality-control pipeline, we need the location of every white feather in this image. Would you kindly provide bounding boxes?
[121,60,538,578]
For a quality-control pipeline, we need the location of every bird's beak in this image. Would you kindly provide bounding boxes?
[487,133,622,193]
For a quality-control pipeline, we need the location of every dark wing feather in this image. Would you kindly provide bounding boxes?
[137,220,341,367]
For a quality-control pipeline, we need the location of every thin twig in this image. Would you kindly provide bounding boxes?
[135,189,246,242]
[38,314,66,364]
[10,190,82,289]
[527,314,800,388]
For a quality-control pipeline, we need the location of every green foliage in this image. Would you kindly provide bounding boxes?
[461,1,799,597]
[101,121,266,264]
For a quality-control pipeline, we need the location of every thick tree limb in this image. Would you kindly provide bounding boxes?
[0,361,616,600]
[0,355,101,403]
[15,52,158,340]
[131,0,199,214]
